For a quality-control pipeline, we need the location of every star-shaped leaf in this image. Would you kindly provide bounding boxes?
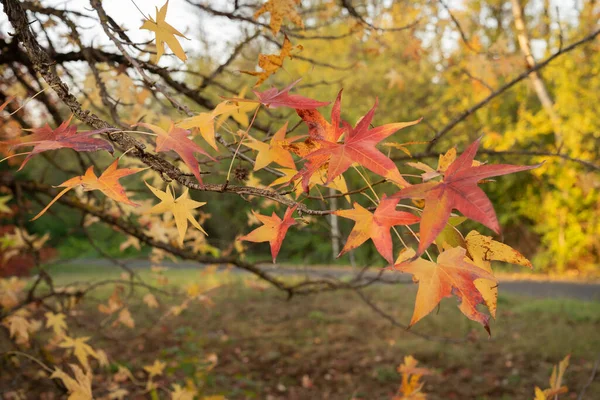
[244,122,299,170]
[136,122,215,185]
[7,116,113,171]
[141,0,188,63]
[50,364,93,400]
[239,205,297,262]
[393,138,542,256]
[32,159,142,221]
[59,336,99,371]
[176,101,239,150]
[394,247,497,334]
[45,312,68,337]
[216,87,259,128]
[254,0,303,35]
[145,182,207,246]
[253,79,330,109]
[334,195,419,264]
[299,97,420,188]
[241,35,300,86]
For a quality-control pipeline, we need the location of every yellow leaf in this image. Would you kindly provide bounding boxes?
[140,0,188,63]
[171,384,196,400]
[50,364,93,400]
[59,336,99,371]
[144,360,166,378]
[143,293,159,308]
[465,231,532,319]
[244,122,297,170]
[0,194,12,213]
[145,182,207,246]
[176,101,239,150]
[45,312,68,337]
[254,0,304,35]
[241,35,299,86]
[216,87,258,128]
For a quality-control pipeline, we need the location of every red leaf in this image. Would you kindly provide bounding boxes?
[239,205,297,262]
[253,79,330,109]
[9,117,113,171]
[136,122,215,185]
[393,138,542,256]
[296,97,420,189]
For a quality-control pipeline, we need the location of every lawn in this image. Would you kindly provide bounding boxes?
[6,264,600,399]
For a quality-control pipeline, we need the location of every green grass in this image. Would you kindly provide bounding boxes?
[13,264,600,399]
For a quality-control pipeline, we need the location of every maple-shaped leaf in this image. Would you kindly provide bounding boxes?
[334,196,419,264]
[45,312,68,337]
[299,98,420,189]
[176,101,239,150]
[144,360,166,378]
[239,205,297,262]
[8,117,113,171]
[136,122,215,184]
[394,247,497,334]
[31,160,142,221]
[253,79,330,109]
[269,166,350,201]
[141,0,188,63]
[393,138,542,256]
[50,364,93,400]
[216,87,259,128]
[254,0,303,35]
[241,35,299,86]
[59,336,99,371]
[394,355,431,400]
[145,182,207,246]
[244,122,299,170]
[465,230,532,318]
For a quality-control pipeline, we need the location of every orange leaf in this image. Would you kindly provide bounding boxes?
[32,160,142,221]
[239,205,297,262]
[395,247,497,334]
[241,35,299,87]
[254,0,303,35]
[334,195,419,264]
[244,122,299,170]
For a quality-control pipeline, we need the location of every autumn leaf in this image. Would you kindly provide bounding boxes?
[143,293,159,308]
[141,0,188,63]
[176,101,239,150]
[145,182,207,246]
[0,194,12,213]
[254,0,303,35]
[244,122,299,170]
[334,195,419,264]
[0,96,15,112]
[216,87,258,128]
[534,355,570,399]
[50,364,93,400]
[144,360,166,378]
[7,116,113,171]
[394,355,431,400]
[59,336,99,371]
[269,166,350,201]
[239,205,297,262]
[241,35,300,86]
[171,384,197,400]
[465,230,532,318]
[31,159,143,221]
[393,138,541,256]
[136,122,215,184]
[253,79,330,109]
[394,247,497,334]
[299,97,421,188]
[45,312,68,337]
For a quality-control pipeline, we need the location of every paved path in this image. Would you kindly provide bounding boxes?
[64,259,600,301]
